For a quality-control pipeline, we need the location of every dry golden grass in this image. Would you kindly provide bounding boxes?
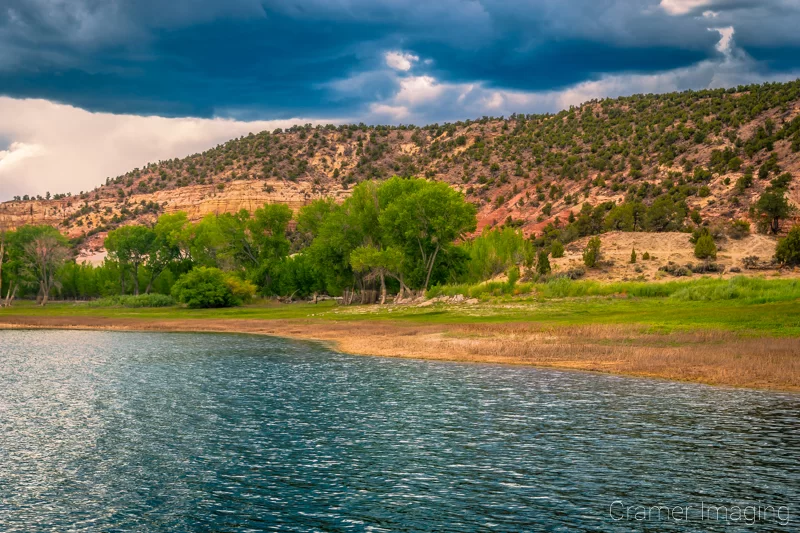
[2,315,798,392]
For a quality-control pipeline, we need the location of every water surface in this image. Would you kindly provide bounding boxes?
[1,330,797,532]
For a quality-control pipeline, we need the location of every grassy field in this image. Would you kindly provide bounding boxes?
[4,276,800,336]
[2,276,799,391]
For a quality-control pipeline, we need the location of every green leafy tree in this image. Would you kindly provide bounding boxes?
[171,267,254,308]
[536,250,551,275]
[350,245,408,304]
[550,240,565,258]
[12,225,70,305]
[105,225,156,295]
[296,198,338,246]
[144,212,192,294]
[694,234,717,260]
[583,237,602,268]
[248,203,292,263]
[463,227,534,282]
[380,177,477,290]
[775,226,800,266]
[755,189,791,234]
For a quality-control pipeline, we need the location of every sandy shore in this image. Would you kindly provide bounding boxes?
[2,314,799,392]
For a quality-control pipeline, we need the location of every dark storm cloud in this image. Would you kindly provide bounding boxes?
[1,0,798,119]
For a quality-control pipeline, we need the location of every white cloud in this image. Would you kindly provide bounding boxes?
[385,50,419,72]
[368,103,410,121]
[711,26,734,56]
[660,0,715,16]
[394,76,445,105]
[362,25,800,123]
[0,98,336,200]
[0,142,45,173]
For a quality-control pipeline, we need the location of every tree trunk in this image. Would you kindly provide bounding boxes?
[132,265,140,296]
[145,269,158,294]
[423,244,441,290]
[5,282,17,307]
[379,271,386,305]
[771,217,780,234]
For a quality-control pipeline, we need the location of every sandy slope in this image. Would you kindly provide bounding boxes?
[552,231,799,281]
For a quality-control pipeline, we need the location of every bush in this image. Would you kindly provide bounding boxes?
[171,267,255,308]
[642,251,650,260]
[536,250,551,275]
[728,219,751,239]
[689,226,710,244]
[583,237,601,268]
[630,248,637,264]
[776,226,800,266]
[550,240,565,258]
[89,294,175,308]
[694,234,717,260]
[659,262,692,277]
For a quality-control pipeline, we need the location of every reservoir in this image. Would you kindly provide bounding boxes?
[1,329,797,531]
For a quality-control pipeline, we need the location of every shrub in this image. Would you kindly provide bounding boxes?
[694,235,717,260]
[171,267,255,308]
[642,251,650,260]
[89,294,175,308]
[630,248,637,264]
[551,240,565,258]
[728,219,750,239]
[536,250,551,275]
[689,226,711,244]
[776,226,800,266]
[659,262,692,277]
[583,237,601,268]
[742,256,761,269]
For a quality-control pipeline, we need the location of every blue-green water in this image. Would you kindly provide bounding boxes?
[0,330,797,532]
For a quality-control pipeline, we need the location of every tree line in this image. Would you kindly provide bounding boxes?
[2,175,798,308]
[0,177,477,306]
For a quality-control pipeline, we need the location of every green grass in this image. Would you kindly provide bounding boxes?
[3,277,800,337]
[429,276,800,302]
[87,294,175,308]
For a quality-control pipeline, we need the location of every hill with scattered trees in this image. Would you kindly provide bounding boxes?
[2,80,800,258]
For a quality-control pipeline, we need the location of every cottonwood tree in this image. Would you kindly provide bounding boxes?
[17,227,69,306]
[379,178,477,290]
[144,212,192,294]
[105,225,156,295]
[350,245,408,304]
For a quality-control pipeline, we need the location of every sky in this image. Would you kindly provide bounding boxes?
[1,0,800,200]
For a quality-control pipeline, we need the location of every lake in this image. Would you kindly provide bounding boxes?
[1,329,797,532]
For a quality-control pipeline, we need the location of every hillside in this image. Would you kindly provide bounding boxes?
[2,80,800,256]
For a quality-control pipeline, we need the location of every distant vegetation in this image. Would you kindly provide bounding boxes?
[1,178,479,307]
[2,174,799,308]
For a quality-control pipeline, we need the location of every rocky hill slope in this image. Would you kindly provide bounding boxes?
[2,81,800,254]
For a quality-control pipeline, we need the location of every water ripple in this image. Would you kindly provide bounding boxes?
[0,330,797,532]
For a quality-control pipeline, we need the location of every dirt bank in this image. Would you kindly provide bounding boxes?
[1,314,798,392]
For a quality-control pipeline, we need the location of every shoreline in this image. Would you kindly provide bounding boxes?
[2,313,798,393]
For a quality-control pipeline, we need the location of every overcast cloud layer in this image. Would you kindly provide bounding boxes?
[1,0,800,199]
